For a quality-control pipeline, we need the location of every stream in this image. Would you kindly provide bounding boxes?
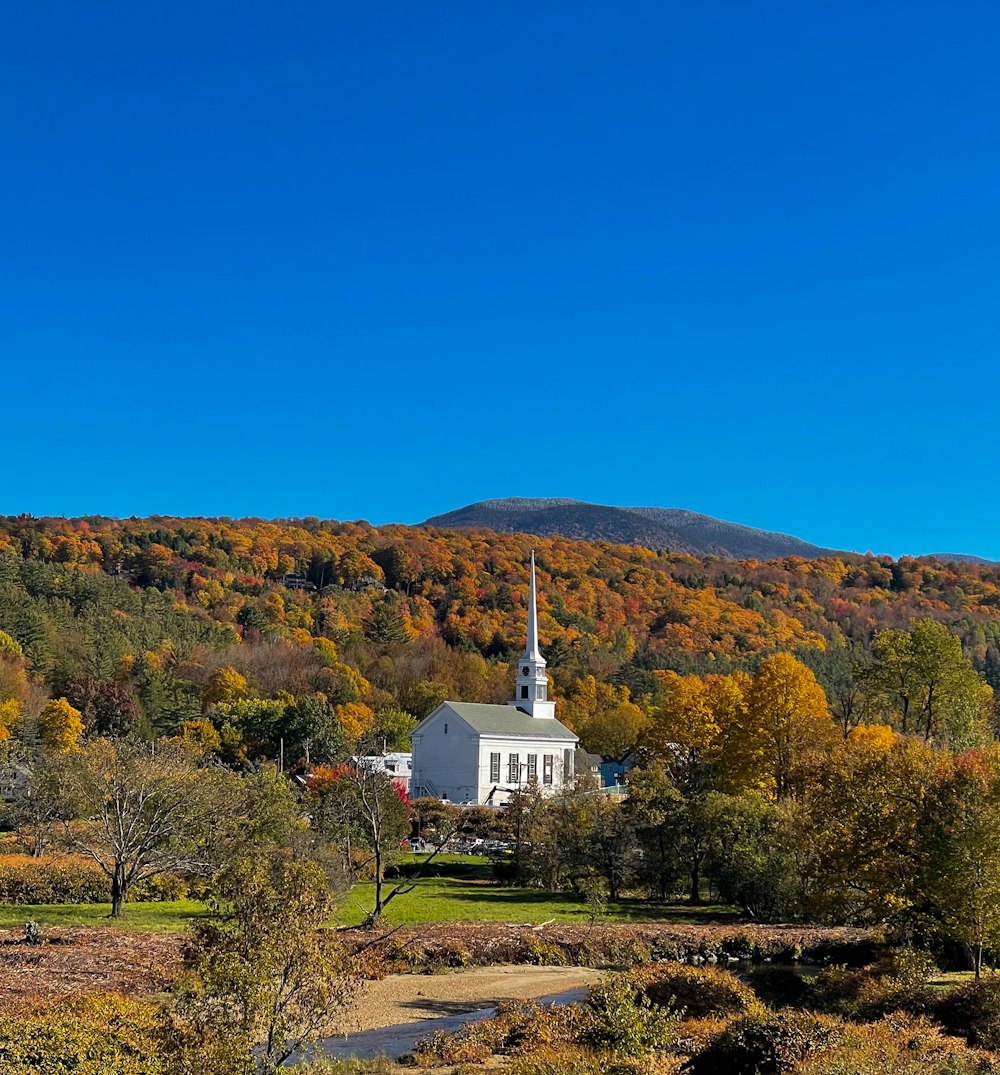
[292,962,822,1063]
[296,985,592,1062]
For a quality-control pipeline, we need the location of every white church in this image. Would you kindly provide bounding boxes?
[410,552,579,805]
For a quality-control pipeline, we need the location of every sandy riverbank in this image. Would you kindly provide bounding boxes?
[339,965,604,1033]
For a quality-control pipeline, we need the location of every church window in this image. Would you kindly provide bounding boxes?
[444,723,448,734]
[564,749,574,780]
[543,754,553,785]
[535,684,545,699]
[527,753,537,779]
[490,753,500,782]
[508,753,520,783]
[520,686,528,699]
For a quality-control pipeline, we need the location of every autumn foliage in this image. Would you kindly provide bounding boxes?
[0,513,996,768]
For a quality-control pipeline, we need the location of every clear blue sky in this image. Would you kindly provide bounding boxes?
[3,2,999,557]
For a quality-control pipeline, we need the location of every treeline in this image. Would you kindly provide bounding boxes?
[2,515,1000,766]
[498,724,1000,974]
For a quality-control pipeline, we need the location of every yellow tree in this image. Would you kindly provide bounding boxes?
[805,725,937,922]
[182,719,223,754]
[743,654,836,799]
[335,702,376,743]
[562,675,647,758]
[203,666,250,707]
[710,670,781,796]
[643,672,718,789]
[0,698,20,742]
[0,630,23,658]
[38,697,84,752]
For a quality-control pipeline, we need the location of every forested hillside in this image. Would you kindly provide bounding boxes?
[2,514,1000,763]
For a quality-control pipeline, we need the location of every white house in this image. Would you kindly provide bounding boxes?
[350,751,413,795]
[410,552,579,804]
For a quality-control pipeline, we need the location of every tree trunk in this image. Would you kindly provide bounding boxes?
[658,830,668,901]
[976,940,984,980]
[373,841,383,919]
[110,864,127,918]
[690,863,701,904]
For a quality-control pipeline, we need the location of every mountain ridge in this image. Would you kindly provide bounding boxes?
[423,498,842,561]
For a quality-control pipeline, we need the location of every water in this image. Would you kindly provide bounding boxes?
[297,986,591,1062]
[291,962,823,1063]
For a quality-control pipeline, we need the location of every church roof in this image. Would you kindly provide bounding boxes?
[437,701,578,741]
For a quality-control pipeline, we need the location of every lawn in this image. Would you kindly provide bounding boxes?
[334,875,738,927]
[337,856,738,927]
[0,856,739,932]
[0,900,207,932]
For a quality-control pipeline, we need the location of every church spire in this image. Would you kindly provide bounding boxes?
[509,550,555,719]
[525,550,543,663]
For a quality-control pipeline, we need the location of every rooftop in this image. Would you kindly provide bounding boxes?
[432,701,578,741]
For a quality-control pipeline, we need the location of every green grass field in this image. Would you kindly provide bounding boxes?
[335,876,737,928]
[0,900,207,932]
[0,856,739,933]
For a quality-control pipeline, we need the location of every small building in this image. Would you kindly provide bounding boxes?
[0,763,29,803]
[281,572,317,591]
[577,750,603,784]
[350,752,413,795]
[600,751,636,788]
[411,553,579,805]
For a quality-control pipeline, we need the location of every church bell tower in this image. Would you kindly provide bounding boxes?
[509,551,556,719]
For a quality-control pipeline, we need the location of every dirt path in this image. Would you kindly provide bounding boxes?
[339,965,604,1033]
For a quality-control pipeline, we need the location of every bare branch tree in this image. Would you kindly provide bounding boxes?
[55,738,236,916]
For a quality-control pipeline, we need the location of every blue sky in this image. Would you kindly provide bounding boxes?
[3,2,999,557]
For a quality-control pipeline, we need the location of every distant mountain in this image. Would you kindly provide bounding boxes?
[919,553,1000,565]
[423,498,842,560]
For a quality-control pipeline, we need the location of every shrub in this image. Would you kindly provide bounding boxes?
[804,966,868,1016]
[411,1001,584,1066]
[295,1061,398,1075]
[412,977,678,1068]
[511,1045,681,1075]
[935,978,1000,1050]
[606,936,652,968]
[629,963,761,1019]
[0,854,106,903]
[723,931,763,961]
[521,936,569,966]
[579,976,681,1058]
[682,1011,841,1075]
[651,938,685,963]
[884,946,939,987]
[0,993,162,1075]
[380,937,424,970]
[426,939,471,968]
[804,954,936,1022]
[794,1015,1000,1075]
[131,872,189,902]
[0,854,192,905]
[852,977,935,1022]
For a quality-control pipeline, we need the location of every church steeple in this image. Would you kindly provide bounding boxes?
[525,550,543,663]
[509,550,556,719]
